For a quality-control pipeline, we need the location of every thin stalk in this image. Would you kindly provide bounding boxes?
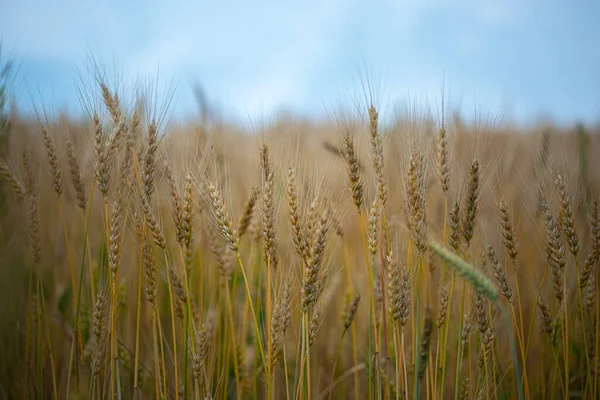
[497,302,523,400]
[37,284,42,400]
[252,249,262,400]
[181,244,195,400]
[342,243,360,400]
[25,267,33,399]
[295,313,306,400]
[284,344,291,400]
[88,366,95,400]
[414,256,423,400]
[574,258,592,394]
[327,336,345,400]
[508,302,528,398]
[66,182,96,398]
[163,254,180,399]
[401,328,409,400]
[594,268,599,400]
[524,261,550,357]
[239,246,257,349]
[267,256,272,399]
[236,253,268,376]
[87,240,96,306]
[510,262,530,400]
[156,306,168,397]
[453,282,466,400]
[434,334,441,399]
[197,234,204,313]
[224,279,242,398]
[380,210,391,358]
[38,275,59,399]
[491,303,498,400]
[440,272,456,398]
[550,347,558,400]
[133,239,144,395]
[305,311,312,400]
[111,277,122,400]
[482,331,490,400]
[368,307,373,400]
[215,282,224,399]
[152,308,161,400]
[183,290,190,400]
[563,276,569,399]
[58,201,81,350]
[467,340,473,400]
[357,210,377,400]
[131,140,146,397]
[393,324,400,400]
[435,197,449,396]
[101,199,117,400]
[539,342,545,399]
[547,337,565,396]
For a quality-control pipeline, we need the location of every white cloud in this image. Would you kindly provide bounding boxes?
[127,0,358,114]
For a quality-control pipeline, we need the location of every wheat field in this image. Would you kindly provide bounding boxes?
[0,63,599,400]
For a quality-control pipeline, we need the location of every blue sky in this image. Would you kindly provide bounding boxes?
[2,0,599,125]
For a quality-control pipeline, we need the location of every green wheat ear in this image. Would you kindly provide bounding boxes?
[428,242,499,301]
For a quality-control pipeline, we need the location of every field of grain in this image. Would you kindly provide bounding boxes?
[0,61,599,400]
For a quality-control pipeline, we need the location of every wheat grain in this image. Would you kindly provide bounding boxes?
[417,307,433,381]
[497,199,518,261]
[0,159,25,199]
[449,200,462,253]
[555,174,579,257]
[486,245,512,301]
[238,186,259,239]
[437,122,450,194]
[41,127,62,196]
[342,294,361,335]
[66,141,86,210]
[343,134,363,210]
[463,159,480,247]
[207,181,239,252]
